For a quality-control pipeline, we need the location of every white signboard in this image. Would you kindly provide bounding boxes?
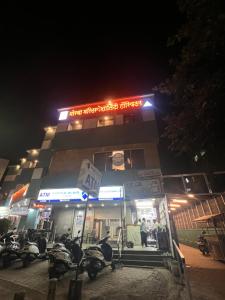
[37,186,124,202]
[38,188,85,202]
[77,159,102,196]
[98,186,124,200]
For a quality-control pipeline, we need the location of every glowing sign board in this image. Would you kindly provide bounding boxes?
[58,95,153,121]
[37,186,124,203]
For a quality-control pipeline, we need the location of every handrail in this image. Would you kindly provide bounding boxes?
[173,240,192,300]
[173,239,185,263]
[117,227,122,260]
[117,227,122,246]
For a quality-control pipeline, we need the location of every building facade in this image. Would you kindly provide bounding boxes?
[0,94,171,248]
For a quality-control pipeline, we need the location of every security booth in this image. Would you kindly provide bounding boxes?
[193,213,225,261]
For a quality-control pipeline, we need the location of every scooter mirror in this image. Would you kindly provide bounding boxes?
[78,230,81,234]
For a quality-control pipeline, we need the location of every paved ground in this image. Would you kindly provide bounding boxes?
[0,259,186,300]
[180,244,225,300]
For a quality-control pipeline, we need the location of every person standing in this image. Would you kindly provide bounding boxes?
[140,218,147,247]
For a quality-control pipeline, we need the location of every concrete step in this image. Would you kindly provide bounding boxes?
[114,258,165,267]
[113,253,170,260]
[113,250,164,255]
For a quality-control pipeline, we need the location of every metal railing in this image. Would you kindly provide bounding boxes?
[117,227,122,260]
[173,240,192,300]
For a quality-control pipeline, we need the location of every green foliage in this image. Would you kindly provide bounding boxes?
[163,0,225,169]
[0,218,11,234]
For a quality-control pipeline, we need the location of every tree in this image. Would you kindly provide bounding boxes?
[162,0,225,170]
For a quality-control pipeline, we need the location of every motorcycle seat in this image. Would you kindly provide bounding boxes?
[26,242,38,246]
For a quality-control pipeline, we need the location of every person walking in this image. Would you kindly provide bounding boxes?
[140,218,147,247]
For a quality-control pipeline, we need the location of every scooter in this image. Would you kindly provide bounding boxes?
[197,234,209,255]
[20,231,47,267]
[1,232,21,268]
[81,231,115,280]
[48,231,83,279]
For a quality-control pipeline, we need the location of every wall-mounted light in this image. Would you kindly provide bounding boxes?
[20,158,27,164]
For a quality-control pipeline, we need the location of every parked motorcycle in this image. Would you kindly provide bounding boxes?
[197,232,209,255]
[20,230,47,267]
[1,232,21,268]
[48,231,83,279]
[81,231,115,280]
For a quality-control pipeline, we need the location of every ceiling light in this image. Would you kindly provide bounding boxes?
[170,208,176,211]
[65,204,69,208]
[75,120,80,124]
[104,116,109,120]
[77,204,80,208]
[101,203,105,207]
[88,204,92,207]
[136,202,153,209]
[187,194,195,198]
[169,204,181,208]
[114,203,118,206]
[172,199,188,204]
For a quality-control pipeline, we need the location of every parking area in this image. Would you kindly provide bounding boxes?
[0,260,186,300]
[180,244,225,300]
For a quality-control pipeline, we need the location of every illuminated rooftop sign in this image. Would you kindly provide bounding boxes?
[58,94,153,121]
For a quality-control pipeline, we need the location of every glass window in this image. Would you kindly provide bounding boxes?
[124,114,137,124]
[94,152,112,172]
[131,149,145,169]
[94,149,145,172]
[68,120,83,130]
[97,116,114,127]
[124,150,132,169]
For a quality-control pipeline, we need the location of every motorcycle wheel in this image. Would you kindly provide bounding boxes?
[88,269,98,280]
[2,257,11,268]
[111,261,116,271]
[22,257,31,268]
[49,267,60,279]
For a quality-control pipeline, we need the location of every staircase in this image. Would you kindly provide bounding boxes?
[113,249,172,268]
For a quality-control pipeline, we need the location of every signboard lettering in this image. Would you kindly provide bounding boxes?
[58,95,153,121]
[77,159,102,197]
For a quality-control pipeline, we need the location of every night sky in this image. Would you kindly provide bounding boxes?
[0,3,184,171]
